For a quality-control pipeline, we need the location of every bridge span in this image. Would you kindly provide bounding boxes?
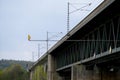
[29,0,120,80]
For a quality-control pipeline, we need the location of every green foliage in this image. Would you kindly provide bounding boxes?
[0,69,3,80]
[0,64,29,80]
[32,65,47,80]
[0,59,33,70]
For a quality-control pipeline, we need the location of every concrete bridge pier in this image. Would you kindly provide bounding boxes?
[48,54,62,80]
[71,65,92,80]
[71,64,101,80]
[93,65,100,80]
[30,70,33,80]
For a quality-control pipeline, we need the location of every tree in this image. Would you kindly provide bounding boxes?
[0,64,29,80]
[32,65,47,80]
[0,69,3,80]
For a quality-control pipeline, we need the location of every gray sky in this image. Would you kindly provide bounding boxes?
[0,0,103,61]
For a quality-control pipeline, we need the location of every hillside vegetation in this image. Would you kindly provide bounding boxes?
[0,59,34,80]
[0,59,33,70]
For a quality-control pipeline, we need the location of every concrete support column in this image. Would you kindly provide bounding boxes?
[30,70,33,80]
[71,65,93,80]
[71,65,87,80]
[93,65,100,80]
[71,65,77,80]
[48,54,53,80]
[47,54,62,80]
[78,65,85,80]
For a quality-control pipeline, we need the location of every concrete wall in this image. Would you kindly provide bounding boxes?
[71,64,120,80]
[71,65,95,80]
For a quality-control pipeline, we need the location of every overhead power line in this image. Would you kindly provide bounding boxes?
[67,2,92,33]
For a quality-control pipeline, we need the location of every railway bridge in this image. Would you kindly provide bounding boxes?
[29,0,120,80]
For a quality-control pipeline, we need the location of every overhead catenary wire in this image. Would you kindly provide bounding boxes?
[67,2,92,33]
[29,40,120,42]
[69,3,92,14]
[48,32,63,40]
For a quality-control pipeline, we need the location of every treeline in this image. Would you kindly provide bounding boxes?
[0,64,29,80]
[0,59,33,70]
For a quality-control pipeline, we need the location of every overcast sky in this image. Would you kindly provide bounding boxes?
[0,0,103,61]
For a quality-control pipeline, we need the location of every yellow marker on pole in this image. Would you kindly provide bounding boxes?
[28,34,31,41]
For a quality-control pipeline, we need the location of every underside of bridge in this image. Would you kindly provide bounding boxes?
[47,0,120,80]
[58,68,71,80]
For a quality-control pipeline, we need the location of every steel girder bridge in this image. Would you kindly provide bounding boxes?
[29,0,120,80]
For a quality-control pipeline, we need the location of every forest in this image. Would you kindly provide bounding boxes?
[0,59,33,70]
[0,64,29,80]
[0,59,33,80]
